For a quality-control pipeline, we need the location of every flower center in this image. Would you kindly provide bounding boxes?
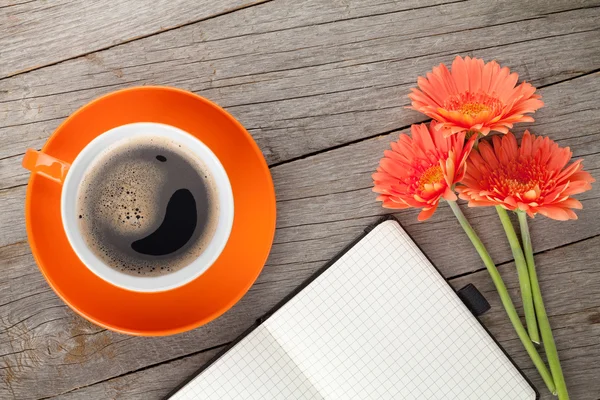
[417,165,444,191]
[459,102,490,117]
[444,91,503,117]
[484,159,554,197]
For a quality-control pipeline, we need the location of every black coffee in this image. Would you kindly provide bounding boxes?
[77,136,219,277]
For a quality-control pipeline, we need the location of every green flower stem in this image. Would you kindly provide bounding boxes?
[447,200,556,394]
[518,212,569,399]
[496,206,540,344]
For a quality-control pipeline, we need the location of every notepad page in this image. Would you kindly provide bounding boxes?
[263,221,535,399]
[171,324,323,400]
[170,220,536,400]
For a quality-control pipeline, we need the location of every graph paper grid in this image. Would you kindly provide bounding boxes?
[170,220,536,400]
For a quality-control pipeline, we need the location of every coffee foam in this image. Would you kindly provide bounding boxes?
[87,158,164,236]
[76,135,220,277]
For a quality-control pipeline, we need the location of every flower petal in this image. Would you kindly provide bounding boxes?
[418,203,439,221]
[457,128,593,220]
[407,56,543,137]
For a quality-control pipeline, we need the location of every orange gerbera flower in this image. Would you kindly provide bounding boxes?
[409,56,544,136]
[373,122,476,221]
[457,131,594,220]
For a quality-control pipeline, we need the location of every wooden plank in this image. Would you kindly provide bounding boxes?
[1,0,599,162]
[0,0,267,79]
[1,72,598,399]
[0,0,451,81]
[34,230,600,399]
[0,186,26,247]
[53,346,225,400]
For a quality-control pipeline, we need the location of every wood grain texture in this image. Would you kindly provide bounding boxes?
[0,0,267,79]
[1,72,598,398]
[1,0,599,163]
[1,0,599,398]
[54,346,226,400]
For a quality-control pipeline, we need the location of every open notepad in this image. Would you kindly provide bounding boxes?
[168,219,537,399]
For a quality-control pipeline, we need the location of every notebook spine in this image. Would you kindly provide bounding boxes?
[256,314,270,325]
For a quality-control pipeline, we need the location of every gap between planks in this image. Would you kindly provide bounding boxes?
[0,0,275,82]
[0,0,468,82]
[184,0,469,49]
[34,342,230,400]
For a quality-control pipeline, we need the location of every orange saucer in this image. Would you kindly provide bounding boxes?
[25,87,276,336]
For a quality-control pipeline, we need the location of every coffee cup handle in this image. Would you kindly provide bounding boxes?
[22,149,71,184]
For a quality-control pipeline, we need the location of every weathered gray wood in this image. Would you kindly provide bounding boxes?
[0,0,267,79]
[54,346,226,400]
[1,0,600,398]
[1,70,598,398]
[1,0,599,163]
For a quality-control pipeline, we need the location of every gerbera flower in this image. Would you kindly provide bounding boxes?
[373,122,475,221]
[409,56,544,136]
[457,131,594,220]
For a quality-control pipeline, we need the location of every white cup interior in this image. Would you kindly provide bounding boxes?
[61,122,234,292]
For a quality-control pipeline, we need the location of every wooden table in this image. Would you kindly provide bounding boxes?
[1,1,599,398]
